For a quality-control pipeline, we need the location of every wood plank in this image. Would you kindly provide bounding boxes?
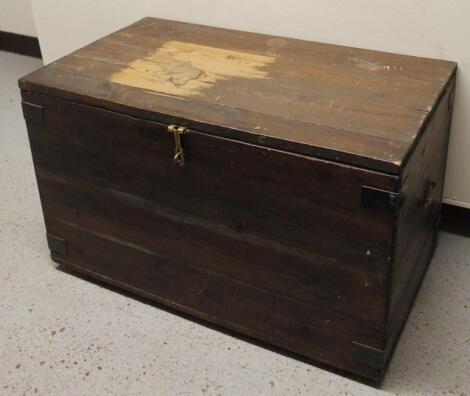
[123,18,454,84]
[24,92,399,334]
[20,69,410,173]
[386,75,455,337]
[50,51,430,142]
[24,91,397,250]
[85,30,448,110]
[37,172,388,327]
[19,17,457,174]
[46,216,385,381]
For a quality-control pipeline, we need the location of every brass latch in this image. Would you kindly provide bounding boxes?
[167,125,187,167]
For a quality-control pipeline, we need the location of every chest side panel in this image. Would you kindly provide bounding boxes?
[23,91,398,379]
[386,75,456,345]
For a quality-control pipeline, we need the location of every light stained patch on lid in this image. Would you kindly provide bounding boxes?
[109,40,275,97]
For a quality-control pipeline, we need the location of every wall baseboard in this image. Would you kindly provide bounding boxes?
[0,31,42,58]
[440,203,470,237]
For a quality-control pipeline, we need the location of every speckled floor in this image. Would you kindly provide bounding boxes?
[0,50,469,396]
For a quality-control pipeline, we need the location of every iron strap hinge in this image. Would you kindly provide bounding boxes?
[46,233,68,257]
[361,185,400,214]
[21,101,45,127]
[352,341,385,370]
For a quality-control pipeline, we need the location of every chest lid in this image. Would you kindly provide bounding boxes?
[19,17,456,174]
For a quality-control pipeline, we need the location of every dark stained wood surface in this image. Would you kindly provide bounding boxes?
[19,17,456,174]
[19,20,457,383]
[22,90,407,380]
[23,90,398,332]
[48,217,383,381]
[386,75,455,340]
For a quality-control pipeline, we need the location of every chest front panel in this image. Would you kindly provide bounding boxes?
[24,91,399,364]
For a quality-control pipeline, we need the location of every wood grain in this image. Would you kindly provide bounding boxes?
[19,17,456,174]
[46,216,385,381]
[24,91,398,331]
[19,18,457,383]
[386,75,455,339]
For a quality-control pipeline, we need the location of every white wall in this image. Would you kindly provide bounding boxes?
[30,0,470,207]
[0,0,36,36]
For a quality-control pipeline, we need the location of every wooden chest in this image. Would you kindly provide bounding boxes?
[19,18,456,382]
